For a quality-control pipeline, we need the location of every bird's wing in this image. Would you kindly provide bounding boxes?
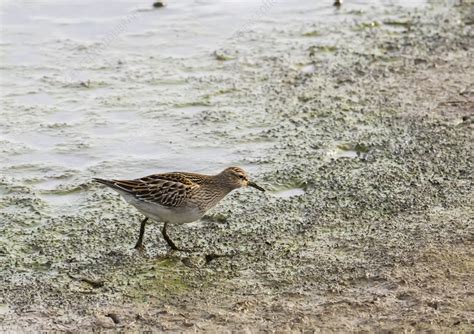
[94,173,199,207]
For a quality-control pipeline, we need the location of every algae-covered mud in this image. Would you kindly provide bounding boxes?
[1,0,473,332]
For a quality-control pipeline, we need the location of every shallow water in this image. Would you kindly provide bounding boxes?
[273,187,306,198]
[0,0,426,215]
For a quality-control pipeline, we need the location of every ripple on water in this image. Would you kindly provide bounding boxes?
[14,92,56,106]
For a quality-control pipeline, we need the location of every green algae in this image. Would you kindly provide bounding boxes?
[116,258,189,301]
[213,51,236,61]
[354,21,381,30]
[338,143,368,153]
[308,45,337,55]
[302,30,322,37]
[383,19,412,28]
[172,99,212,108]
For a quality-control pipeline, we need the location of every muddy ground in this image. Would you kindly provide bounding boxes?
[1,1,473,332]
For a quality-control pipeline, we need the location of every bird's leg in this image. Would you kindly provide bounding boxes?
[161,222,189,252]
[134,217,148,251]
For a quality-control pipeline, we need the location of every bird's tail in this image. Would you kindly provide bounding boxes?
[92,177,118,188]
[93,177,139,195]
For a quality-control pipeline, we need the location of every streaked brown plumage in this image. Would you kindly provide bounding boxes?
[93,167,264,251]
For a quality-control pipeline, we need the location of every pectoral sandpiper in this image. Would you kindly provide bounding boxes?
[93,167,265,251]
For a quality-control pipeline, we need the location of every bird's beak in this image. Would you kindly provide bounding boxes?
[248,181,265,192]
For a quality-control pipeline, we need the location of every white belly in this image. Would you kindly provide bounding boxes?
[121,193,203,224]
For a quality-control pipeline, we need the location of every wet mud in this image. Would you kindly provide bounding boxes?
[0,0,473,332]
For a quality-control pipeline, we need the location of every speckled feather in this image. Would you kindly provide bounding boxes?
[93,173,205,208]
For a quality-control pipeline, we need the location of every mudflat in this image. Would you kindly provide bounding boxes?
[0,1,472,332]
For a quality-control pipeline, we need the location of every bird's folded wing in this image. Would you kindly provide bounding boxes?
[111,173,199,207]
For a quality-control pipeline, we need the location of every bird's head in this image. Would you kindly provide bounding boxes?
[220,167,265,192]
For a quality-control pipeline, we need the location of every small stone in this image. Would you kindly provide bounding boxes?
[153,1,166,8]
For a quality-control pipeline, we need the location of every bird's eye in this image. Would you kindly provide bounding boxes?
[238,175,245,179]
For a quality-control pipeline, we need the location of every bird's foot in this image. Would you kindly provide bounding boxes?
[162,223,191,252]
[133,243,146,253]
